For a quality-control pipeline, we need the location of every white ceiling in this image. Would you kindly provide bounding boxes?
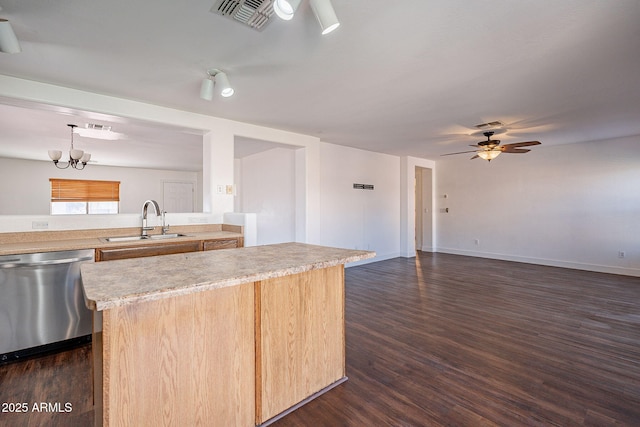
[0,0,639,171]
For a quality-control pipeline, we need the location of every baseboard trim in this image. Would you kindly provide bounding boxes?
[434,247,640,277]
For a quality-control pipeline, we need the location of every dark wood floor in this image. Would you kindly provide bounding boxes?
[2,252,640,426]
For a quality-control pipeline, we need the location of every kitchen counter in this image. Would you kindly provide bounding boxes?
[83,242,375,427]
[0,225,242,256]
[81,242,373,311]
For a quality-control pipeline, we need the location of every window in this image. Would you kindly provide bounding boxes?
[50,178,120,215]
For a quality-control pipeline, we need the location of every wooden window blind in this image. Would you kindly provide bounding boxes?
[50,178,120,202]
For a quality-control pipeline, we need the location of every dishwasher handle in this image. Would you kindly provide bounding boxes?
[0,255,94,268]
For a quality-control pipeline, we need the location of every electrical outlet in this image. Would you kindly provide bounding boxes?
[618,251,626,259]
[216,185,224,194]
[474,239,480,245]
[32,221,49,230]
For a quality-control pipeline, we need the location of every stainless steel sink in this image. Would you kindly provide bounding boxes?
[105,236,149,242]
[104,233,187,242]
[148,233,187,240]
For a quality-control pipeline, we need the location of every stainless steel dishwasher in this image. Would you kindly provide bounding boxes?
[0,249,94,362]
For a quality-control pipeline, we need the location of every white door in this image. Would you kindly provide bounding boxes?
[163,181,195,213]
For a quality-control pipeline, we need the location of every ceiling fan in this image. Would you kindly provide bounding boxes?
[442,131,541,162]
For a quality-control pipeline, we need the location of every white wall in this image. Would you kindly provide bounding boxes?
[235,148,297,245]
[435,136,640,276]
[0,75,321,227]
[318,142,401,263]
[0,157,201,215]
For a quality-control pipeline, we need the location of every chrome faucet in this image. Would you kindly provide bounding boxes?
[141,200,161,237]
[161,210,170,235]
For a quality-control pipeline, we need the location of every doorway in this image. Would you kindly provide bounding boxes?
[415,167,433,252]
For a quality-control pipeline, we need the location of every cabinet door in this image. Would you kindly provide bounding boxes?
[99,282,255,426]
[202,238,239,251]
[256,265,345,423]
[95,241,201,262]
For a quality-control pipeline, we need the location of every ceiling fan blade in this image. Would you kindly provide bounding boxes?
[441,150,479,156]
[470,154,479,160]
[501,147,531,153]
[501,141,541,148]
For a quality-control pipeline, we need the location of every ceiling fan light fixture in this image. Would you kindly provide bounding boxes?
[273,0,301,21]
[0,18,21,54]
[477,150,501,161]
[309,0,340,35]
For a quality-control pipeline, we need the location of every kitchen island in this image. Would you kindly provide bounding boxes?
[81,242,374,427]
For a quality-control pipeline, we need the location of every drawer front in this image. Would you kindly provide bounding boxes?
[202,239,239,251]
[96,241,201,262]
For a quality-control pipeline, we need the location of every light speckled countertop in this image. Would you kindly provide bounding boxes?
[0,230,241,255]
[81,242,375,311]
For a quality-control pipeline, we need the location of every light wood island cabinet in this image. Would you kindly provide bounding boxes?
[81,243,374,427]
[256,266,345,423]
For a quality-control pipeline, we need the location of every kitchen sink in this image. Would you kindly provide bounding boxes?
[148,233,187,240]
[105,236,148,242]
[104,233,187,242]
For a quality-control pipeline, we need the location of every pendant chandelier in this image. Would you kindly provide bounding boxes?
[48,124,91,170]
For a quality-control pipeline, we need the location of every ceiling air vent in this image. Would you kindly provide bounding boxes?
[474,120,505,129]
[86,123,111,131]
[210,0,275,31]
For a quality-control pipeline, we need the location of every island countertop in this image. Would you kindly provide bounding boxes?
[81,242,375,311]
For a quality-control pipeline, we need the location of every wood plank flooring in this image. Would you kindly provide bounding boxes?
[275,253,640,426]
[1,252,639,426]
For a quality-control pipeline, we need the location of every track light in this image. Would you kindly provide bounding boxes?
[200,77,214,101]
[0,18,21,54]
[200,69,234,100]
[309,0,340,35]
[273,0,301,21]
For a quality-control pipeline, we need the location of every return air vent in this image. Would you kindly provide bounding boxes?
[210,0,275,31]
[353,183,374,190]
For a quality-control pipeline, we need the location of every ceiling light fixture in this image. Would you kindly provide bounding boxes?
[0,18,21,53]
[48,124,91,170]
[200,69,234,100]
[476,150,502,162]
[309,0,340,35]
[273,0,301,20]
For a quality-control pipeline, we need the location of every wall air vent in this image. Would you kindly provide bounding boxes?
[353,183,374,190]
[474,120,504,129]
[210,0,275,31]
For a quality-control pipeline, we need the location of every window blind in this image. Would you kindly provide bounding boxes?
[50,178,120,202]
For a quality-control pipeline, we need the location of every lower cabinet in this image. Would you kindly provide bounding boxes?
[98,282,255,426]
[256,265,346,424]
[94,264,347,427]
[95,241,201,262]
[95,237,243,262]
[202,238,241,251]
